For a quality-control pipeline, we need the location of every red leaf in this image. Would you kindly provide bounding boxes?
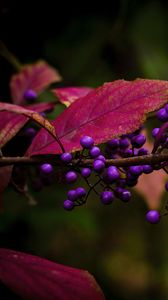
[27,79,168,156]
[53,87,94,106]
[0,102,55,148]
[0,248,105,300]
[10,61,62,105]
[0,166,12,211]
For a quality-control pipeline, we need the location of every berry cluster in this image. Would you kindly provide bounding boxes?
[58,128,166,224]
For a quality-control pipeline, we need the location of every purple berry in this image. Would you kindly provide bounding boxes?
[129,165,143,176]
[97,155,106,162]
[157,108,168,122]
[89,146,101,158]
[76,187,86,198]
[24,89,37,102]
[120,189,131,202]
[61,152,72,164]
[123,149,133,157]
[80,136,94,149]
[24,127,36,138]
[107,166,120,182]
[143,165,153,174]
[63,200,74,211]
[114,186,123,197]
[133,149,138,156]
[119,137,130,149]
[67,190,77,201]
[101,191,114,204]
[93,159,105,172]
[81,168,91,178]
[146,210,160,224]
[40,163,53,174]
[131,134,146,148]
[107,139,119,149]
[152,127,160,138]
[65,171,77,183]
[138,148,149,156]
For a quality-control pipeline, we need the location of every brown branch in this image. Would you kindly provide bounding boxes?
[0,153,168,167]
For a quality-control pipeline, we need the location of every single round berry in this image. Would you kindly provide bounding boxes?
[97,155,106,162]
[126,172,138,186]
[152,127,160,138]
[129,165,143,176]
[61,152,72,164]
[67,190,77,201]
[81,168,92,178]
[101,191,114,204]
[65,171,77,183]
[24,127,37,138]
[89,146,101,158]
[138,148,149,156]
[157,108,168,122]
[131,134,146,148]
[165,182,168,192]
[119,137,130,149]
[123,149,133,157]
[120,189,131,202]
[107,139,119,149]
[76,187,86,198]
[40,163,53,174]
[80,136,94,149]
[143,165,153,174]
[63,199,74,211]
[146,210,160,224]
[24,89,37,102]
[107,166,120,182]
[93,159,105,172]
[114,186,123,197]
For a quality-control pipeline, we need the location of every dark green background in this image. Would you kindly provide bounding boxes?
[1,1,168,299]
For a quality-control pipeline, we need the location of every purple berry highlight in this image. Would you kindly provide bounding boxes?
[146,210,160,224]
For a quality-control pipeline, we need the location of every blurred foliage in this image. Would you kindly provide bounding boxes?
[1,1,168,299]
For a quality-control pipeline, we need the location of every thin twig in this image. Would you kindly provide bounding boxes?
[0,153,168,167]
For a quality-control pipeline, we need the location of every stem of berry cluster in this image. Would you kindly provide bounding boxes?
[0,153,168,167]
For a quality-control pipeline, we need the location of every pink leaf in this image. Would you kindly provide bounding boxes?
[135,132,167,209]
[0,248,105,300]
[28,79,168,156]
[0,102,55,148]
[0,166,12,211]
[10,61,62,105]
[53,87,94,106]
